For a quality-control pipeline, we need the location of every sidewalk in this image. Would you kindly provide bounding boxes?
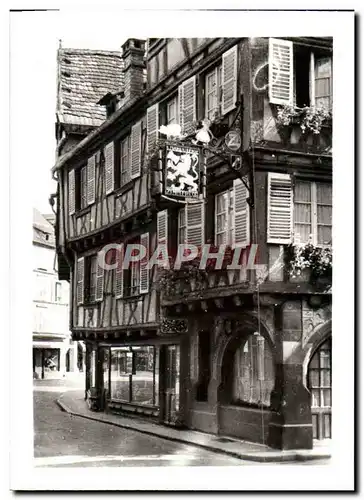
[57,390,331,463]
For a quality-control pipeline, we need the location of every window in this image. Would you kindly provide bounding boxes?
[110,346,159,406]
[124,239,140,297]
[120,136,130,186]
[269,38,332,110]
[295,50,332,109]
[178,208,186,244]
[215,188,234,245]
[294,181,332,246]
[314,57,332,110]
[205,65,222,120]
[55,282,62,303]
[82,254,102,304]
[167,96,178,125]
[308,339,332,439]
[232,334,275,407]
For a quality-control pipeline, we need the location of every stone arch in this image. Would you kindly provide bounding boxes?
[212,311,276,388]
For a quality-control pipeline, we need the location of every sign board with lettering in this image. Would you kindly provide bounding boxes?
[165,144,201,198]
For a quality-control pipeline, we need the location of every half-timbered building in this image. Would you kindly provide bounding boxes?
[53,37,332,450]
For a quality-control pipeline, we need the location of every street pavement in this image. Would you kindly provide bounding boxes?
[34,379,330,467]
[34,379,245,467]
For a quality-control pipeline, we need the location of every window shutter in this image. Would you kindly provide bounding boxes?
[186,201,205,246]
[140,233,150,294]
[268,38,293,105]
[267,172,293,244]
[104,142,114,194]
[76,257,84,305]
[131,121,142,179]
[115,244,124,299]
[87,155,96,204]
[147,104,159,153]
[222,45,238,115]
[69,170,75,215]
[157,210,168,246]
[233,178,250,248]
[178,76,196,135]
[95,251,105,302]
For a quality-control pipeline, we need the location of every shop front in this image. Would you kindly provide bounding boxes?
[85,336,187,426]
[33,342,64,380]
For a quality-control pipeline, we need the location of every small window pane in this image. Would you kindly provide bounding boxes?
[311,388,320,407]
[312,414,318,439]
[322,389,331,407]
[294,204,312,223]
[324,414,331,438]
[295,181,311,202]
[320,350,331,368]
[315,79,330,98]
[309,369,320,387]
[316,184,332,204]
[320,369,331,387]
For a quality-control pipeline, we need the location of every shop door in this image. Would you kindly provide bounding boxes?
[163,345,180,424]
[308,339,332,440]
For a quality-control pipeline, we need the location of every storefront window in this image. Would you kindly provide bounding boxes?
[232,334,275,407]
[110,346,159,406]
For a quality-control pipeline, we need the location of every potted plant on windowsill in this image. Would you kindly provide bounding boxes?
[285,241,332,291]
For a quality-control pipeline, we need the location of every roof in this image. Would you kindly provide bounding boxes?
[57,48,124,127]
[33,208,56,248]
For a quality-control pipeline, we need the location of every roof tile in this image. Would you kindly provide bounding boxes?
[57,48,124,127]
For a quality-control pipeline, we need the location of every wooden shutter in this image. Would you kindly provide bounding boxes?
[268,38,293,105]
[95,251,105,301]
[267,172,293,244]
[222,45,238,115]
[140,233,150,294]
[69,170,75,215]
[186,201,205,246]
[147,104,159,152]
[115,244,124,299]
[87,155,96,204]
[233,178,250,248]
[157,210,168,246]
[178,76,196,135]
[104,142,114,194]
[76,257,84,305]
[131,121,142,179]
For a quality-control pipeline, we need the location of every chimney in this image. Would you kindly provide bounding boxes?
[121,38,146,102]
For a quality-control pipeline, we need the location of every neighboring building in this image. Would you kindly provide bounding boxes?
[33,208,83,379]
[53,38,332,449]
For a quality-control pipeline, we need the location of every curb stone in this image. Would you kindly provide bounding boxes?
[56,395,331,463]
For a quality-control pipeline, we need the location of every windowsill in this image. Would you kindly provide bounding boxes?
[108,399,159,410]
[227,401,272,411]
[115,179,134,197]
[83,300,101,307]
[122,292,143,301]
[75,206,91,218]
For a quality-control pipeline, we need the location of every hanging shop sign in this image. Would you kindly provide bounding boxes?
[164,144,201,198]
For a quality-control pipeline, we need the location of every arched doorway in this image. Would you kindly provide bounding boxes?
[307,338,332,440]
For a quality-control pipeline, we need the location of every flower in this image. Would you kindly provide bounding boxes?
[285,242,332,288]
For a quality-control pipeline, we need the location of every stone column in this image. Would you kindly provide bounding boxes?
[267,302,313,450]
